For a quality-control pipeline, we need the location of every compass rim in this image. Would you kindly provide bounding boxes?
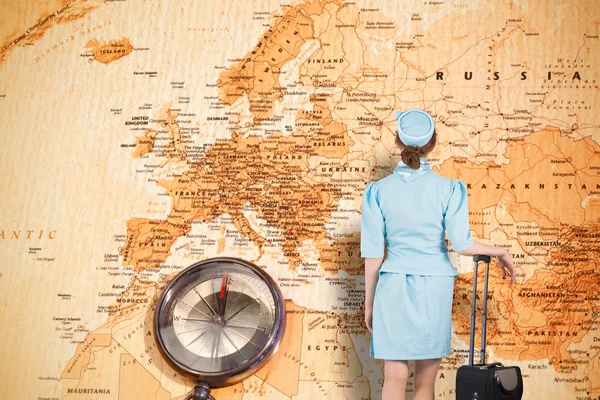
[154,257,286,386]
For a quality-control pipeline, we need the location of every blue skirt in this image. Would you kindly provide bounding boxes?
[370,271,455,360]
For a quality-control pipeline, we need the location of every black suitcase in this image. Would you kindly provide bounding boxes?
[456,255,524,400]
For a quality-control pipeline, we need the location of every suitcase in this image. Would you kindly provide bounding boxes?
[455,255,524,400]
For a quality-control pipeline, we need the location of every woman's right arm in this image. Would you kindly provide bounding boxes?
[458,241,516,283]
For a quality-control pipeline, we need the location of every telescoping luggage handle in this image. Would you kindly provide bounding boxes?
[468,254,492,366]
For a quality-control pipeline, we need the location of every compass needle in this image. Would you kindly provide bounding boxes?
[195,330,216,355]
[228,312,262,322]
[181,317,212,323]
[178,326,209,335]
[195,287,219,317]
[224,300,254,320]
[180,300,213,320]
[223,327,245,359]
[185,327,212,348]
[211,329,222,362]
[216,270,232,318]
[225,323,257,330]
[227,326,261,348]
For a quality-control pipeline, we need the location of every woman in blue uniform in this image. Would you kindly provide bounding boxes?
[361,109,516,400]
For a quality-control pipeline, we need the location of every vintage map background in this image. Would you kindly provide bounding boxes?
[1,0,599,398]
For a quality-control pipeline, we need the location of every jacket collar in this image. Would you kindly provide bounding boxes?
[394,158,431,182]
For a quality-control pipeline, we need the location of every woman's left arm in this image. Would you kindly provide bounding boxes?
[364,257,384,332]
[360,182,385,332]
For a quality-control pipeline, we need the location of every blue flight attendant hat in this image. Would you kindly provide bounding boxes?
[395,109,435,147]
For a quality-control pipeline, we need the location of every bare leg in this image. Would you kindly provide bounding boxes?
[413,358,441,400]
[382,360,409,400]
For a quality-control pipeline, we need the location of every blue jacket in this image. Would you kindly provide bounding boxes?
[360,158,473,276]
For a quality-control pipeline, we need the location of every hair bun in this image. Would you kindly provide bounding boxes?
[401,146,421,169]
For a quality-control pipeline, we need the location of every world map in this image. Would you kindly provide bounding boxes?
[0,0,599,399]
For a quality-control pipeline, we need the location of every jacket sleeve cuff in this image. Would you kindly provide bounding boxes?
[453,237,474,253]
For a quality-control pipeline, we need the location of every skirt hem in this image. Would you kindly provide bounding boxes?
[370,350,451,361]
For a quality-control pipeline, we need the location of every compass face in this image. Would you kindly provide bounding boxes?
[155,258,284,381]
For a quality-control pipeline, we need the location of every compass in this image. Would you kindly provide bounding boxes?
[154,257,286,400]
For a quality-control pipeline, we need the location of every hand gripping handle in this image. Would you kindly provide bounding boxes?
[473,254,491,263]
